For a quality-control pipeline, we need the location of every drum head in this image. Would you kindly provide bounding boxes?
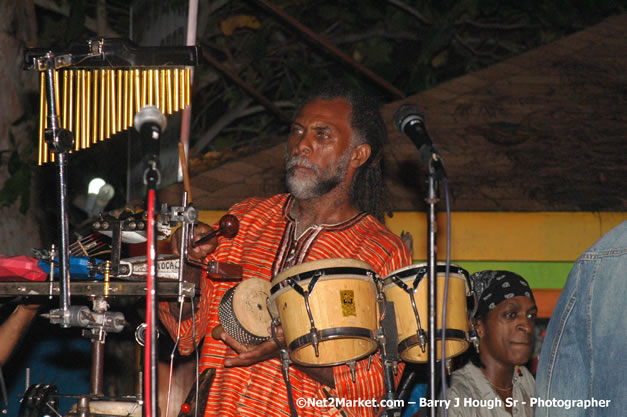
[383,262,470,293]
[270,258,374,287]
[232,278,272,338]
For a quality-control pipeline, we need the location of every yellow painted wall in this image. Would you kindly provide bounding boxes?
[195,210,625,318]
[199,211,625,262]
[387,212,625,262]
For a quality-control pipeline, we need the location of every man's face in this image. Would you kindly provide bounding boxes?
[477,295,537,367]
[285,97,356,200]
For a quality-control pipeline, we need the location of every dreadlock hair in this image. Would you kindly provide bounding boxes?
[294,80,389,222]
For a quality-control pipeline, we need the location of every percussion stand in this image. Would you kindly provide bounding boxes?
[425,156,446,417]
[164,193,198,304]
[271,320,299,417]
[40,54,75,328]
[376,286,402,417]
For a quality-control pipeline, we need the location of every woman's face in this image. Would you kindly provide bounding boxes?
[477,295,537,367]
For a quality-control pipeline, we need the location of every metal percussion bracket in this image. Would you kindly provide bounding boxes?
[376,293,402,417]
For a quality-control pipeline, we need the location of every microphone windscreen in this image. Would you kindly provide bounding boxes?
[393,104,424,132]
[134,105,167,133]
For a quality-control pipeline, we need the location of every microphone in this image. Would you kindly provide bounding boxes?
[134,105,167,185]
[134,105,167,158]
[394,104,445,175]
[134,105,167,140]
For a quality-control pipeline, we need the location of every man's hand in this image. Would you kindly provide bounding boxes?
[167,222,218,320]
[216,325,335,388]
[170,222,217,262]
[216,325,283,367]
[0,304,39,365]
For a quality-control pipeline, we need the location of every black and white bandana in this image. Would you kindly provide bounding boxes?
[470,270,535,319]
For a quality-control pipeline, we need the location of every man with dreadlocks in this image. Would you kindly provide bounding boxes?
[159,80,411,417]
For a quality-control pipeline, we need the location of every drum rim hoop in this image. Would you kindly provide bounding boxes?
[271,258,374,285]
[288,326,378,366]
[398,329,469,363]
[270,266,375,294]
[383,263,470,290]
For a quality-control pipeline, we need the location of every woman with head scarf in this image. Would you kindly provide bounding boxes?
[443,271,537,417]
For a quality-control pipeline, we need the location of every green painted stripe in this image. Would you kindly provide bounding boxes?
[412,260,573,289]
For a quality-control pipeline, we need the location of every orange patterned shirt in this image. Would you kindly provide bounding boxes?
[159,194,411,416]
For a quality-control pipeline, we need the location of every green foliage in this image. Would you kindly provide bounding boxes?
[31,0,624,160]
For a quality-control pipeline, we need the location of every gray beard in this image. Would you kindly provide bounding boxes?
[285,150,351,200]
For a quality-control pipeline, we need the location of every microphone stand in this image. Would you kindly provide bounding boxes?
[143,151,161,417]
[426,156,446,417]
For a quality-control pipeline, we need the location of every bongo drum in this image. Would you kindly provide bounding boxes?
[218,278,272,345]
[268,258,379,366]
[383,263,471,363]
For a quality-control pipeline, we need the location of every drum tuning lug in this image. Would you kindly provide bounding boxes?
[348,361,357,383]
[367,355,372,371]
[418,329,427,353]
[311,327,320,357]
[446,359,452,375]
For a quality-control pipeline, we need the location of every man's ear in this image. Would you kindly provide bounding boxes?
[350,143,371,168]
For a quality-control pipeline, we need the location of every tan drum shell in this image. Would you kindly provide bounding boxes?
[269,258,378,366]
[383,263,470,363]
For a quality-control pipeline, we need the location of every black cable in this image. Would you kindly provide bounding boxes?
[0,366,8,414]
[439,177,452,417]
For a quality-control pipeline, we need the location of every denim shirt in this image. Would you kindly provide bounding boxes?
[535,221,626,417]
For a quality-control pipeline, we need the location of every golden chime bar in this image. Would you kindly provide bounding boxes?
[27,39,198,165]
[35,66,193,164]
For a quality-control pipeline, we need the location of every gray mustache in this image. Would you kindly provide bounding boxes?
[286,156,319,173]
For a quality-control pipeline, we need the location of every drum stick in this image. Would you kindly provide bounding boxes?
[178,141,192,203]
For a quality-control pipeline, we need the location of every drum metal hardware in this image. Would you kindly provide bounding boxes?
[347,361,357,383]
[390,276,427,353]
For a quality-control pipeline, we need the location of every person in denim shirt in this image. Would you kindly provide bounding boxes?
[535,221,626,417]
